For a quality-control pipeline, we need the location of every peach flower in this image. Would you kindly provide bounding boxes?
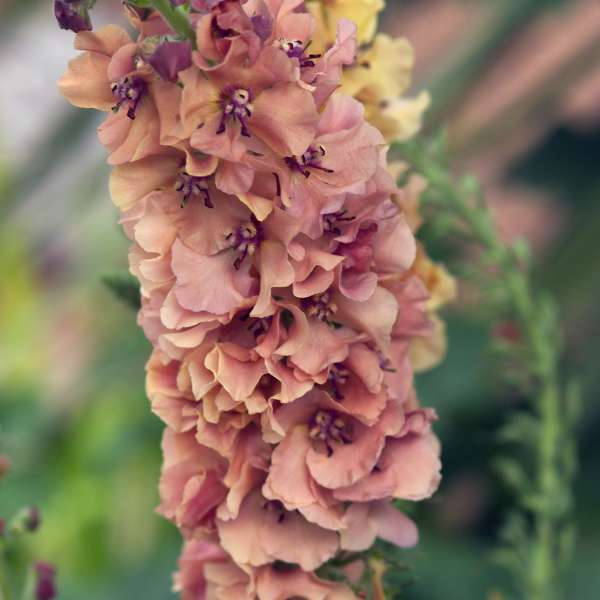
[58,0,449,596]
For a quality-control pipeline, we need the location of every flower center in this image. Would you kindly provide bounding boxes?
[328,363,350,400]
[309,410,353,456]
[284,145,334,178]
[262,499,286,523]
[226,219,263,270]
[274,38,322,68]
[218,88,253,137]
[323,209,356,235]
[175,170,212,208]
[111,76,146,120]
[303,291,338,323]
[246,315,272,338]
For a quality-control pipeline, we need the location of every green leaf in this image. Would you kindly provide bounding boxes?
[492,457,531,493]
[101,272,141,310]
[496,413,540,445]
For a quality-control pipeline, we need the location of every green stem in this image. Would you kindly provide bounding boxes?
[398,139,567,599]
[151,0,196,46]
[0,555,12,600]
[19,566,35,600]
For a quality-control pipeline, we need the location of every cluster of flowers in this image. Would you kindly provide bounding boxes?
[58,0,455,597]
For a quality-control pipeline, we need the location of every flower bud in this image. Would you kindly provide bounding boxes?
[35,562,57,600]
[0,454,10,479]
[12,506,41,533]
[25,506,41,532]
[54,0,92,33]
[143,38,193,83]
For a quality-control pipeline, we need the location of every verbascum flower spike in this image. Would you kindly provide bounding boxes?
[58,0,449,597]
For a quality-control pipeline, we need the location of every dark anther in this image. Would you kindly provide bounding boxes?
[111,76,147,120]
[226,217,263,270]
[175,171,212,208]
[323,209,356,235]
[218,88,253,137]
[274,172,282,197]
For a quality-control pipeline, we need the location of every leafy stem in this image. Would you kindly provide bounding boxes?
[396,135,578,600]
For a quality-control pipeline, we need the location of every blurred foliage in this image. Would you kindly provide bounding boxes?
[1,0,600,599]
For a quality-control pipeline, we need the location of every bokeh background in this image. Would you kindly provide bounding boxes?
[1,0,599,598]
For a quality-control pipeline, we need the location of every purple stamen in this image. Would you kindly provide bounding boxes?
[309,410,353,457]
[303,291,338,323]
[111,76,147,120]
[276,38,322,69]
[285,145,334,178]
[262,499,286,523]
[248,316,272,337]
[323,209,356,235]
[328,363,350,400]
[377,350,397,373]
[226,218,263,270]
[175,171,212,208]
[273,172,281,197]
[217,88,253,137]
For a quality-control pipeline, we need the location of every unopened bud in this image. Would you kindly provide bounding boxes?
[35,562,57,600]
[13,506,41,533]
[143,38,193,82]
[54,0,92,33]
[25,506,41,532]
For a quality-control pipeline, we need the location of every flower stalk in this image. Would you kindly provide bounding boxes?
[397,135,578,600]
[150,0,196,46]
[56,1,453,596]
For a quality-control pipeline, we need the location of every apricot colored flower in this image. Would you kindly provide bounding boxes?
[58,0,450,596]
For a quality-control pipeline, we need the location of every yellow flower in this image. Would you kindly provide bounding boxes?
[370,91,430,142]
[408,250,457,372]
[410,314,448,373]
[343,34,414,100]
[341,34,430,142]
[412,247,457,312]
[308,0,385,46]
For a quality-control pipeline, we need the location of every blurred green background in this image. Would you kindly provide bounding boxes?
[1,0,599,598]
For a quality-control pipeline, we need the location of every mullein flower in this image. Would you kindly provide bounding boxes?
[59,0,450,596]
[341,34,431,142]
[175,539,358,599]
[308,0,384,46]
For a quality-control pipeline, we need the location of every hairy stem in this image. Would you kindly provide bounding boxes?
[398,138,568,599]
[151,0,196,46]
